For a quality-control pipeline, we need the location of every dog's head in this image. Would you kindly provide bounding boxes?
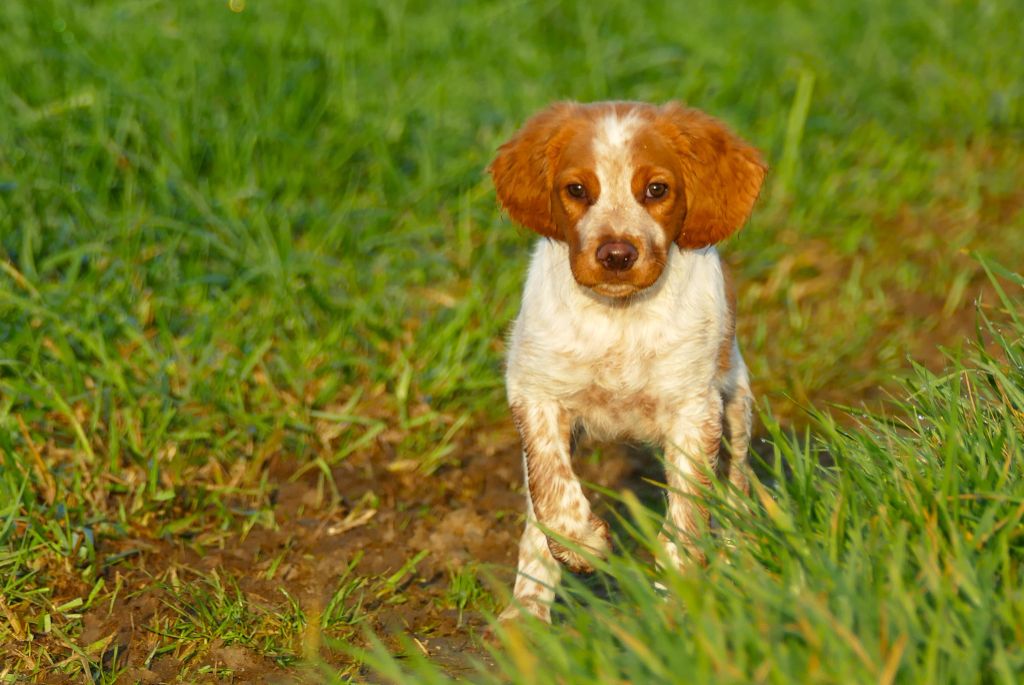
[489,102,766,298]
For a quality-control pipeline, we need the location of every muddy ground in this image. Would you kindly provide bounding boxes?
[59,415,669,684]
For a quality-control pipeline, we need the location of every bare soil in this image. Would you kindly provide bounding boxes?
[60,417,660,684]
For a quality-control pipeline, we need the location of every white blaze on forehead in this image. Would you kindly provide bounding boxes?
[583,111,662,245]
[592,113,641,212]
[593,111,642,156]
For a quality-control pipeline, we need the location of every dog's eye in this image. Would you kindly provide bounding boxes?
[645,182,668,199]
[566,183,587,199]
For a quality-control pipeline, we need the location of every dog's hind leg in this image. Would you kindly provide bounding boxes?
[719,348,753,499]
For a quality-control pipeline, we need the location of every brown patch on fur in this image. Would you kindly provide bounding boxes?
[720,386,753,496]
[574,384,611,407]
[552,134,601,228]
[508,402,572,527]
[575,385,660,420]
[699,414,723,471]
[546,514,610,573]
[545,540,580,572]
[633,394,659,421]
[654,103,766,249]
[629,127,689,245]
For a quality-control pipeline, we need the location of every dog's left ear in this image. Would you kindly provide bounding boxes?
[657,103,766,249]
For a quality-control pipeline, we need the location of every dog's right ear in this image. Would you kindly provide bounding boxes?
[488,102,580,238]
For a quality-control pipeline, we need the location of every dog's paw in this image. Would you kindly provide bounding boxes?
[493,596,551,628]
[546,514,611,573]
[483,599,549,646]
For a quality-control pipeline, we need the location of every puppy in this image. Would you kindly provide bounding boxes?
[488,101,766,623]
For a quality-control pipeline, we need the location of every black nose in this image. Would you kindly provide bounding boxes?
[595,241,638,271]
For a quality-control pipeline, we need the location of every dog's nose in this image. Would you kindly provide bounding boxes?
[595,241,638,271]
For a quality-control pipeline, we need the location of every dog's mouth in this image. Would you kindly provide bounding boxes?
[571,263,665,300]
[588,282,645,298]
[572,259,666,299]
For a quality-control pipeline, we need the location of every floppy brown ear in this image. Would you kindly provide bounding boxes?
[657,103,766,249]
[488,102,580,238]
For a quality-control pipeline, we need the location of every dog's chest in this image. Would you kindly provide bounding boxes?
[507,240,725,440]
[565,330,709,439]
[516,313,716,441]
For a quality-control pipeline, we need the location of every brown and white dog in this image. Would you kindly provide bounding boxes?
[488,101,766,623]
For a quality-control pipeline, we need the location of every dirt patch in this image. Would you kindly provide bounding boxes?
[54,422,664,683]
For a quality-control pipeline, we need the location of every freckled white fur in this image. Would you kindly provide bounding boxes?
[498,109,754,625]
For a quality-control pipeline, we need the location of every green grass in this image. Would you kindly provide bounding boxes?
[1,0,1022,682]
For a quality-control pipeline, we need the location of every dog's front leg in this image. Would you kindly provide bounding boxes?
[501,398,610,624]
[660,395,724,568]
[509,400,611,573]
[497,489,560,623]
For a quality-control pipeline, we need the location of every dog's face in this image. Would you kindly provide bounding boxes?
[490,102,766,298]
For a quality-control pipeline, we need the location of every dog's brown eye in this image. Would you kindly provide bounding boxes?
[645,182,668,199]
[567,183,587,199]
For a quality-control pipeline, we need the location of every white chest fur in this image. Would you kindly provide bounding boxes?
[506,239,729,441]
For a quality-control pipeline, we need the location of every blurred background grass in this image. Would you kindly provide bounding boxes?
[3,0,1022,421]
[3,0,1021,433]
[1,0,1022,680]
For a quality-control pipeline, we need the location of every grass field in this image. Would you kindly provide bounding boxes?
[1,0,1022,682]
